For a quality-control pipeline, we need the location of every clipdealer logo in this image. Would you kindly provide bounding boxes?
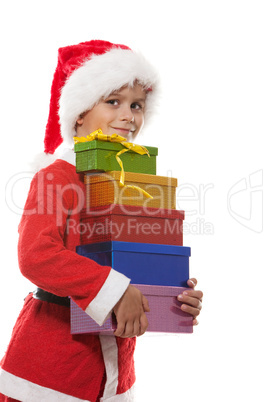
[67,216,183,240]
[175,180,214,236]
[5,170,216,236]
[4,169,264,235]
[227,169,263,233]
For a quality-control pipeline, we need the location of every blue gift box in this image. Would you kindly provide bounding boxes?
[76,241,191,287]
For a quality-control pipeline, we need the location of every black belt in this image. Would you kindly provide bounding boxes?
[33,288,70,307]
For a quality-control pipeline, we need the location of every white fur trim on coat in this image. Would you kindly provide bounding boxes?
[86,269,130,326]
[100,386,136,402]
[99,336,119,399]
[0,369,89,402]
[98,335,136,401]
[29,147,75,173]
[59,48,159,148]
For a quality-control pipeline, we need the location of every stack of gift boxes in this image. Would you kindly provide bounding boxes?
[70,139,193,334]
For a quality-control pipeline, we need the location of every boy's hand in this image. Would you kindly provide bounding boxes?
[113,285,150,338]
[178,278,203,326]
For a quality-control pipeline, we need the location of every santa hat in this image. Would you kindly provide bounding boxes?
[44,39,159,155]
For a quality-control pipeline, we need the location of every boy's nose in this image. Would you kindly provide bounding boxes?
[119,107,134,123]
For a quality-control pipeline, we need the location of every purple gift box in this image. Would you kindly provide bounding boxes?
[71,284,193,335]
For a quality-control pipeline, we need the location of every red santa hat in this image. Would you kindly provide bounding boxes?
[44,39,159,155]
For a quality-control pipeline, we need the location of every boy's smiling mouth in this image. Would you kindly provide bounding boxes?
[112,127,135,134]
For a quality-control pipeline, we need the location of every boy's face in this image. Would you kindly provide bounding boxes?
[76,83,146,140]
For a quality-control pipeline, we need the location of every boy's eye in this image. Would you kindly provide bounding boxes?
[106,99,119,106]
[131,102,143,110]
[105,99,144,110]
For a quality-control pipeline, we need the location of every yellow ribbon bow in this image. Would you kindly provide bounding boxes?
[74,129,153,199]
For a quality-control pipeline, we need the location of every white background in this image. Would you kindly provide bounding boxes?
[0,1,267,401]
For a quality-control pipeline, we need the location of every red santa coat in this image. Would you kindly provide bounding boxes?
[0,151,136,402]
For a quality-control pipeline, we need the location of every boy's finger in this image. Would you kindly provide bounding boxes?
[123,321,134,338]
[187,278,197,288]
[139,313,149,336]
[132,319,140,337]
[180,289,203,300]
[178,294,203,308]
[181,304,201,317]
[114,321,126,337]
[142,295,150,312]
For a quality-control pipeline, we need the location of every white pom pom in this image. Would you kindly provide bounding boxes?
[28,152,58,173]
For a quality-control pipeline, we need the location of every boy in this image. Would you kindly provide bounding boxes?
[0,40,203,401]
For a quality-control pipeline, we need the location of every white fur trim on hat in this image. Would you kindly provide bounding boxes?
[59,48,159,148]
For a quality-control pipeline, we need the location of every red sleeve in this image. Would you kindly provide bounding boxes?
[17,162,129,318]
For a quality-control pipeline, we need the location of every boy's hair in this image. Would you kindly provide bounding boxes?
[44,40,159,155]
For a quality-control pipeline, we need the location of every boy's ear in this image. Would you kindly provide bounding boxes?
[76,111,87,126]
[76,116,84,125]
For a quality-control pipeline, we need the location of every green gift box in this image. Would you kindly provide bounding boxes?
[74,140,158,174]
